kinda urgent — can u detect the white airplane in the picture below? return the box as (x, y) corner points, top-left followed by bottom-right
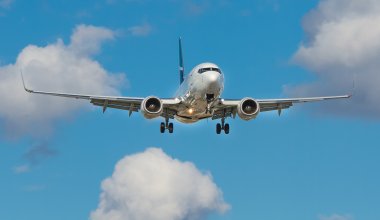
(21, 38), (351, 134)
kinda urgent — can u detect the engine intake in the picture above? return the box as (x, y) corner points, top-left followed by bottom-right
(141, 96), (163, 119)
(237, 97), (260, 121)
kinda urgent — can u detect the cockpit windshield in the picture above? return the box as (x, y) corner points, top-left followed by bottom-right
(198, 67), (221, 74)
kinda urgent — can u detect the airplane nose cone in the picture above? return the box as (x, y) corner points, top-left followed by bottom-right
(207, 71), (220, 83)
(203, 71), (222, 93)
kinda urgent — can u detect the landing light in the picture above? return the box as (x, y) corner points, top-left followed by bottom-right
(188, 108), (194, 114)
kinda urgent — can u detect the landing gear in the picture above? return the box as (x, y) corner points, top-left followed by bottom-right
(216, 118), (230, 134)
(160, 118), (174, 134)
(216, 123), (222, 134)
(224, 123), (230, 134)
(160, 122), (165, 133)
(168, 123), (174, 133)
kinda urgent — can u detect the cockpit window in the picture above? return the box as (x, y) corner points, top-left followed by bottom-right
(198, 67), (221, 74)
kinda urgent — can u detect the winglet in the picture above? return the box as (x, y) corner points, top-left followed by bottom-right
(179, 37), (184, 84)
(20, 70), (33, 93)
(349, 74), (356, 98)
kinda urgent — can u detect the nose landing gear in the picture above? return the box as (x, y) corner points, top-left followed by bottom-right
(206, 93), (215, 102)
(216, 118), (230, 134)
(160, 118), (174, 134)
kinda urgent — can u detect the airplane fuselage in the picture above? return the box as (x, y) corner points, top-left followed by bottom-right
(175, 62), (224, 123)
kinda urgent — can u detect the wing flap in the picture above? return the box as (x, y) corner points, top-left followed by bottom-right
(259, 102), (292, 112)
(211, 107), (236, 120)
(91, 99), (141, 112)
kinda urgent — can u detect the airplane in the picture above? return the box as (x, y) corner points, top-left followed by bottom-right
(21, 38), (351, 134)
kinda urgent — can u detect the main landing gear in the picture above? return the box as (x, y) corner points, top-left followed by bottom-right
(216, 118), (230, 134)
(160, 118), (174, 134)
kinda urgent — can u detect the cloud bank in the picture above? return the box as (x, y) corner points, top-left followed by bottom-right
(0, 0), (13, 9)
(12, 142), (58, 174)
(13, 164), (30, 174)
(127, 23), (152, 36)
(23, 142), (57, 165)
(319, 214), (353, 220)
(287, 0), (380, 118)
(0, 24), (124, 137)
(90, 148), (229, 220)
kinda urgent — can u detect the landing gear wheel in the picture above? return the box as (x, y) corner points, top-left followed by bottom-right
(216, 123), (222, 134)
(160, 122), (165, 133)
(168, 123), (174, 133)
(224, 123), (230, 134)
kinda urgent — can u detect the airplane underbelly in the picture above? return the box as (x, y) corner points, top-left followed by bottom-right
(176, 106), (206, 118)
(174, 116), (199, 124)
(175, 99), (211, 123)
(174, 113), (211, 123)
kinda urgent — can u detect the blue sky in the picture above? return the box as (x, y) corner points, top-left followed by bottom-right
(1, 0), (379, 220)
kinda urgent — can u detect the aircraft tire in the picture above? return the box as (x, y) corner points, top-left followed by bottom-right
(216, 123), (222, 134)
(168, 123), (174, 133)
(224, 123), (230, 134)
(160, 122), (165, 133)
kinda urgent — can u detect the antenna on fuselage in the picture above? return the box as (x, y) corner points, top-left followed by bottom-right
(179, 37), (185, 84)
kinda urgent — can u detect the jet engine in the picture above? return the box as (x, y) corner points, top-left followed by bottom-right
(237, 97), (260, 121)
(141, 96), (163, 119)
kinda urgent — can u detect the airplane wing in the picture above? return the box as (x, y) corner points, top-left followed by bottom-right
(21, 74), (180, 118)
(212, 95), (351, 120)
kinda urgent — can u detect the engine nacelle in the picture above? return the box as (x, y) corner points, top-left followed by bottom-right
(237, 97), (260, 121)
(141, 96), (163, 119)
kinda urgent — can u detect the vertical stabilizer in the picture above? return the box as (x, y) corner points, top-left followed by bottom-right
(179, 37), (184, 84)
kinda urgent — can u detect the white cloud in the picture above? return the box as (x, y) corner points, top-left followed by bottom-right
(106, 0), (144, 4)
(0, 24), (124, 138)
(69, 24), (115, 56)
(23, 184), (46, 192)
(12, 143), (57, 174)
(0, 0), (14, 9)
(186, 1), (208, 16)
(287, 0), (380, 118)
(24, 143), (57, 165)
(127, 23), (152, 37)
(13, 164), (30, 174)
(319, 214), (353, 220)
(90, 148), (230, 220)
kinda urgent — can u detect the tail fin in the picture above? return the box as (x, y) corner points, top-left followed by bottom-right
(179, 37), (184, 84)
